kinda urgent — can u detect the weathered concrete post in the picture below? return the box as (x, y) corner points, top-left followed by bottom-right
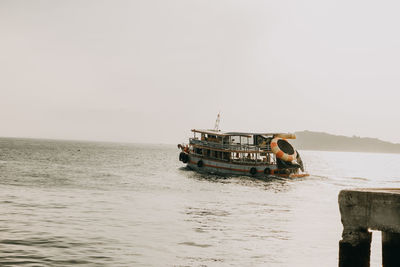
(339, 229), (371, 267)
(339, 189), (372, 267)
(338, 188), (400, 267)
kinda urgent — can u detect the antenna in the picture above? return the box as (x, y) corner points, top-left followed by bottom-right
(214, 112), (221, 131)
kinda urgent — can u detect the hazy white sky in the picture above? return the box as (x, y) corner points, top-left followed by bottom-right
(1, 0), (400, 144)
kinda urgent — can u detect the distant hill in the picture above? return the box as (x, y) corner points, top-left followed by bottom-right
(291, 131), (400, 153)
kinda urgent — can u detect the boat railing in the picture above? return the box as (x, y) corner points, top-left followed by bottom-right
(189, 138), (271, 152)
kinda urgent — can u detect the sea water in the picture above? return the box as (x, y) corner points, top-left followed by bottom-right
(0, 137), (399, 266)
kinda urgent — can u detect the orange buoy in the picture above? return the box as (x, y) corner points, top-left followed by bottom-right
(270, 137), (297, 162)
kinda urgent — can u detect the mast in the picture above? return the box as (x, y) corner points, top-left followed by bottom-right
(214, 112), (221, 131)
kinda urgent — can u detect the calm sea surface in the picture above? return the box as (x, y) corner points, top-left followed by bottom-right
(1, 138), (399, 266)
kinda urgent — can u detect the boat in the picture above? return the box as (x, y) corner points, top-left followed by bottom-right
(177, 119), (309, 178)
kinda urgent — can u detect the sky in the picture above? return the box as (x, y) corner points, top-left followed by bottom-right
(1, 0), (400, 144)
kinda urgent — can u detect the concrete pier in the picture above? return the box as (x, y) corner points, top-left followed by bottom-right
(339, 188), (400, 267)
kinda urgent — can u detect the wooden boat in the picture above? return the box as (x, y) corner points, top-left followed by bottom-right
(178, 128), (309, 178)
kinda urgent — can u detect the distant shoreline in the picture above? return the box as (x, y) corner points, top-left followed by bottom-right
(292, 131), (400, 154)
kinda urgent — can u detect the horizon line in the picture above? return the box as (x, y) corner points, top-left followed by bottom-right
(1, 130), (399, 146)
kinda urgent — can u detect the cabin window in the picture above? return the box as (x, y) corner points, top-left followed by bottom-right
(223, 152), (230, 160)
(205, 135), (221, 143)
(231, 136), (241, 144)
(247, 136), (254, 145)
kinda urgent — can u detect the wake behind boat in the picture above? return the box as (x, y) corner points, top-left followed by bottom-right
(178, 128), (309, 178)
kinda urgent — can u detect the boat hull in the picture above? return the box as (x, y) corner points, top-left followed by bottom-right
(185, 154), (306, 178)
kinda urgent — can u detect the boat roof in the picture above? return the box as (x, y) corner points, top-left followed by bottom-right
(191, 129), (293, 137)
(191, 129), (232, 136)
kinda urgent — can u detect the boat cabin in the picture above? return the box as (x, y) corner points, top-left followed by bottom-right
(189, 129), (296, 165)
